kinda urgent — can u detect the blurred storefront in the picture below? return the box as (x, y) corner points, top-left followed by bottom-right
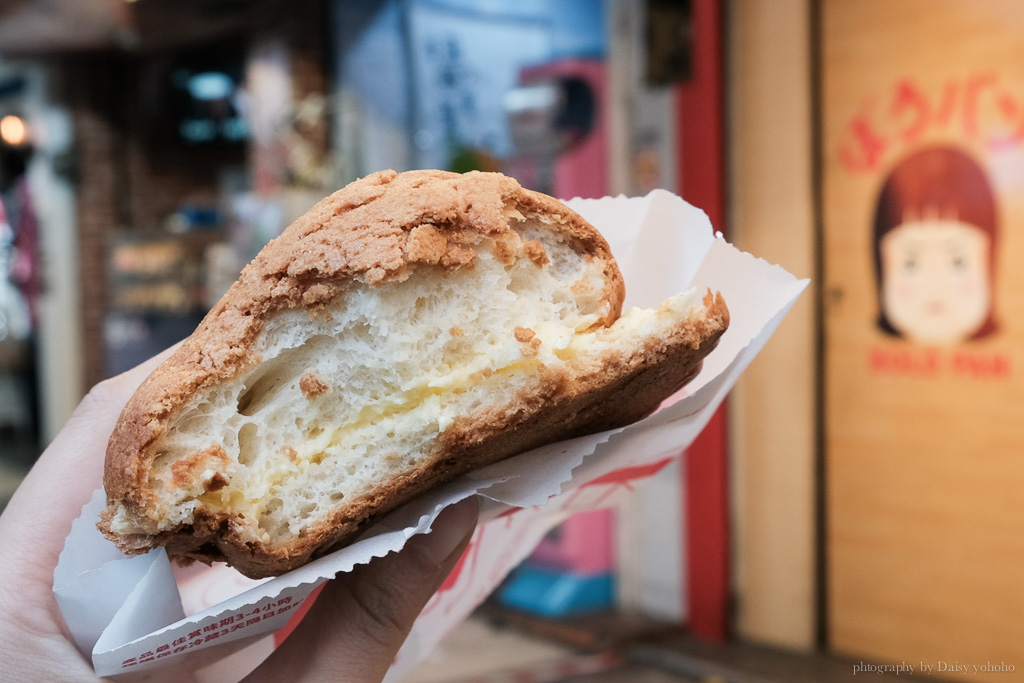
(0, 0), (724, 663)
(5, 0), (1024, 681)
(328, 0), (729, 644)
(0, 57), (81, 488)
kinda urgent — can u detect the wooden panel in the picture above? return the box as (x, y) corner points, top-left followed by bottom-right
(824, 1), (1024, 675)
(727, 0), (817, 651)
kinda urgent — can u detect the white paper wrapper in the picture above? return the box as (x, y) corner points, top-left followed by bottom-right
(53, 190), (808, 681)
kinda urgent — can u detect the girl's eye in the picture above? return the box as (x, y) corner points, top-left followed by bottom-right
(904, 257), (917, 271)
(951, 255), (965, 270)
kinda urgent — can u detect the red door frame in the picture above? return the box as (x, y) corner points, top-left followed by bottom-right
(677, 0), (730, 643)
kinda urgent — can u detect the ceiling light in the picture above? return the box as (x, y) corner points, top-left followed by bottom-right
(0, 115), (27, 146)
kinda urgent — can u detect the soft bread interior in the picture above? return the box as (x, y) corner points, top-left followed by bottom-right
(106, 217), (709, 554)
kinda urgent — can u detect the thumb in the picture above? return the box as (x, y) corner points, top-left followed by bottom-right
(245, 497), (479, 683)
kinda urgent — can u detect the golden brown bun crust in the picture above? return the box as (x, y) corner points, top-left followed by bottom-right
(101, 170), (623, 563)
(100, 170), (729, 579)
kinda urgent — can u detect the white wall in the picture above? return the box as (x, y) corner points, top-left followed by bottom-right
(19, 62), (84, 442)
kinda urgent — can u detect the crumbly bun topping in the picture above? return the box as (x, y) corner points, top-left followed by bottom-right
(99, 170), (726, 578)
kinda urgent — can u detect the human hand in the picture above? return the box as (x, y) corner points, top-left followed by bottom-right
(0, 351), (479, 682)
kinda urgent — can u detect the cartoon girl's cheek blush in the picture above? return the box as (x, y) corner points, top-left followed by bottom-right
(942, 226), (991, 339)
(872, 147), (998, 342)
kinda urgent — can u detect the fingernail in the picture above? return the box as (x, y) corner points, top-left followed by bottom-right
(415, 497), (479, 566)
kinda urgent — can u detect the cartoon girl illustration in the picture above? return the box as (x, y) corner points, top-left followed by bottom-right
(873, 146), (998, 345)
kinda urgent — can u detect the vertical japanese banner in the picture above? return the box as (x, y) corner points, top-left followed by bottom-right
(824, 1), (1024, 677)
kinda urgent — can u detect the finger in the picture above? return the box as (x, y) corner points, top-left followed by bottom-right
(0, 345), (179, 568)
(246, 497), (480, 683)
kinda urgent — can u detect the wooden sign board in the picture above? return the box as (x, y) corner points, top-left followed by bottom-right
(824, 0), (1024, 676)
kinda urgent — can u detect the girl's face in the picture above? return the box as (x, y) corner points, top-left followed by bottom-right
(880, 218), (991, 345)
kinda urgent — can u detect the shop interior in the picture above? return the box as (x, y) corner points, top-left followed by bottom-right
(1, 0), (1022, 681)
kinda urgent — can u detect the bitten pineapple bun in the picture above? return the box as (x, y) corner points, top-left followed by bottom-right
(98, 169), (729, 579)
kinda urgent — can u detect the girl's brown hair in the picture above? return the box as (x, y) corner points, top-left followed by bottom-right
(873, 145), (998, 339)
